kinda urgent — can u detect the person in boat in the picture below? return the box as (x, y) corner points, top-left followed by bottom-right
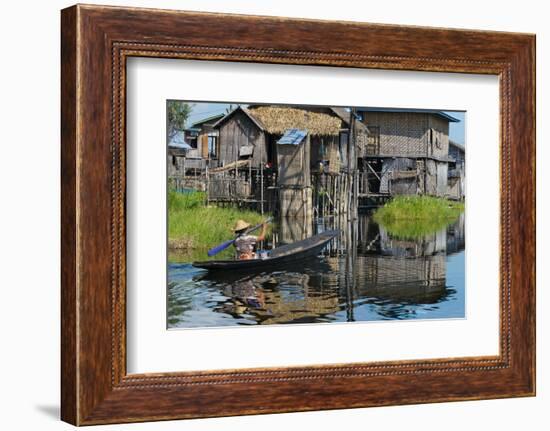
(233, 219), (267, 260)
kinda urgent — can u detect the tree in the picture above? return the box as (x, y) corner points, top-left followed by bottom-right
(167, 101), (193, 140)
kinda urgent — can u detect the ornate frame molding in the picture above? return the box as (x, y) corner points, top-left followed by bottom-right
(61, 5), (534, 425)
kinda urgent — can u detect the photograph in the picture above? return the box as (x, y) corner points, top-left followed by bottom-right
(49, 1), (536, 426)
(166, 101), (466, 328)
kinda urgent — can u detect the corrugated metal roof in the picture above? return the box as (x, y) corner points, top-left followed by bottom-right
(277, 128), (308, 145)
(449, 140), (465, 152)
(168, 131), (192, 149)
(191, 113), (225, 128)
(357, 107), (461, 123)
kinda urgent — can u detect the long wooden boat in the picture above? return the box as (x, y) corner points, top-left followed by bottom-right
(192, 230), (339, 271)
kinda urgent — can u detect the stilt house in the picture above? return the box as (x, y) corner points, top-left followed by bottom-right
(356, 108), (460, 197)
(212, 105), (369, 174)
(447, 140), (466, 200)
(168, 113), (224, 177)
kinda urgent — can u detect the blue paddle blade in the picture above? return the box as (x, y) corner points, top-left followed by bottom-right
(207, 239), (234, 257)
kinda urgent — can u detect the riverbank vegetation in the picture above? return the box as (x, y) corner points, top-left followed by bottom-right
(168, 190), (271, 261)
(373, 195), (464, 239)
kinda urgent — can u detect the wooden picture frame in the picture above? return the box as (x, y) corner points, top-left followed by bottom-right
(61, 4), (535, 425)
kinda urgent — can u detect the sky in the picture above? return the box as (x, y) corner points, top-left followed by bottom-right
(183, 102), (465, 146)
(444, 111), (466, 145)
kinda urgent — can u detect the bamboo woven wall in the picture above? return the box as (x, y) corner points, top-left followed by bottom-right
(363, 112), (450, 158)
(278, 187), (313, 218)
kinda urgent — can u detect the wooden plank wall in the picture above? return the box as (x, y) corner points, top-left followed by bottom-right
(218, 111), (266, 166)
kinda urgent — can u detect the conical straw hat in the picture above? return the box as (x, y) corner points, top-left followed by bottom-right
(233, 219), (251, 232)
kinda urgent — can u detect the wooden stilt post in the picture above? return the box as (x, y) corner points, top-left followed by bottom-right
(348, 108), (358, 220)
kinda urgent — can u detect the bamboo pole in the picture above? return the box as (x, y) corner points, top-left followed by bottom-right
(260, 138), (264, 215)
(248, 158), (252, 193)
(206, 161), (209, 206)
(347, 111), (352, 216)
(334, 175), (338, 218)
(324, 175), (327, 218)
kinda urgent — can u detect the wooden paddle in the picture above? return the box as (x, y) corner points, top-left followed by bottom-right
(207, 217), (272, 257)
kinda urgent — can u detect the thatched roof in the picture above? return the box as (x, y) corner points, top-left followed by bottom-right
(212, 105), (370, 137)
(248, 106), (342, 136)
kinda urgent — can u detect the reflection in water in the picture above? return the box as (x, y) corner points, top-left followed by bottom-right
(168, 214), (465, 328)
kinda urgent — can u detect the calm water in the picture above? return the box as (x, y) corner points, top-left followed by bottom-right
(167, 214), (465, 328)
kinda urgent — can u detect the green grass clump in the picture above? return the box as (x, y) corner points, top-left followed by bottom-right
(373, 195), (464, 239)
(168, 190), (271, 262)
(168, 189), (206, 212)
